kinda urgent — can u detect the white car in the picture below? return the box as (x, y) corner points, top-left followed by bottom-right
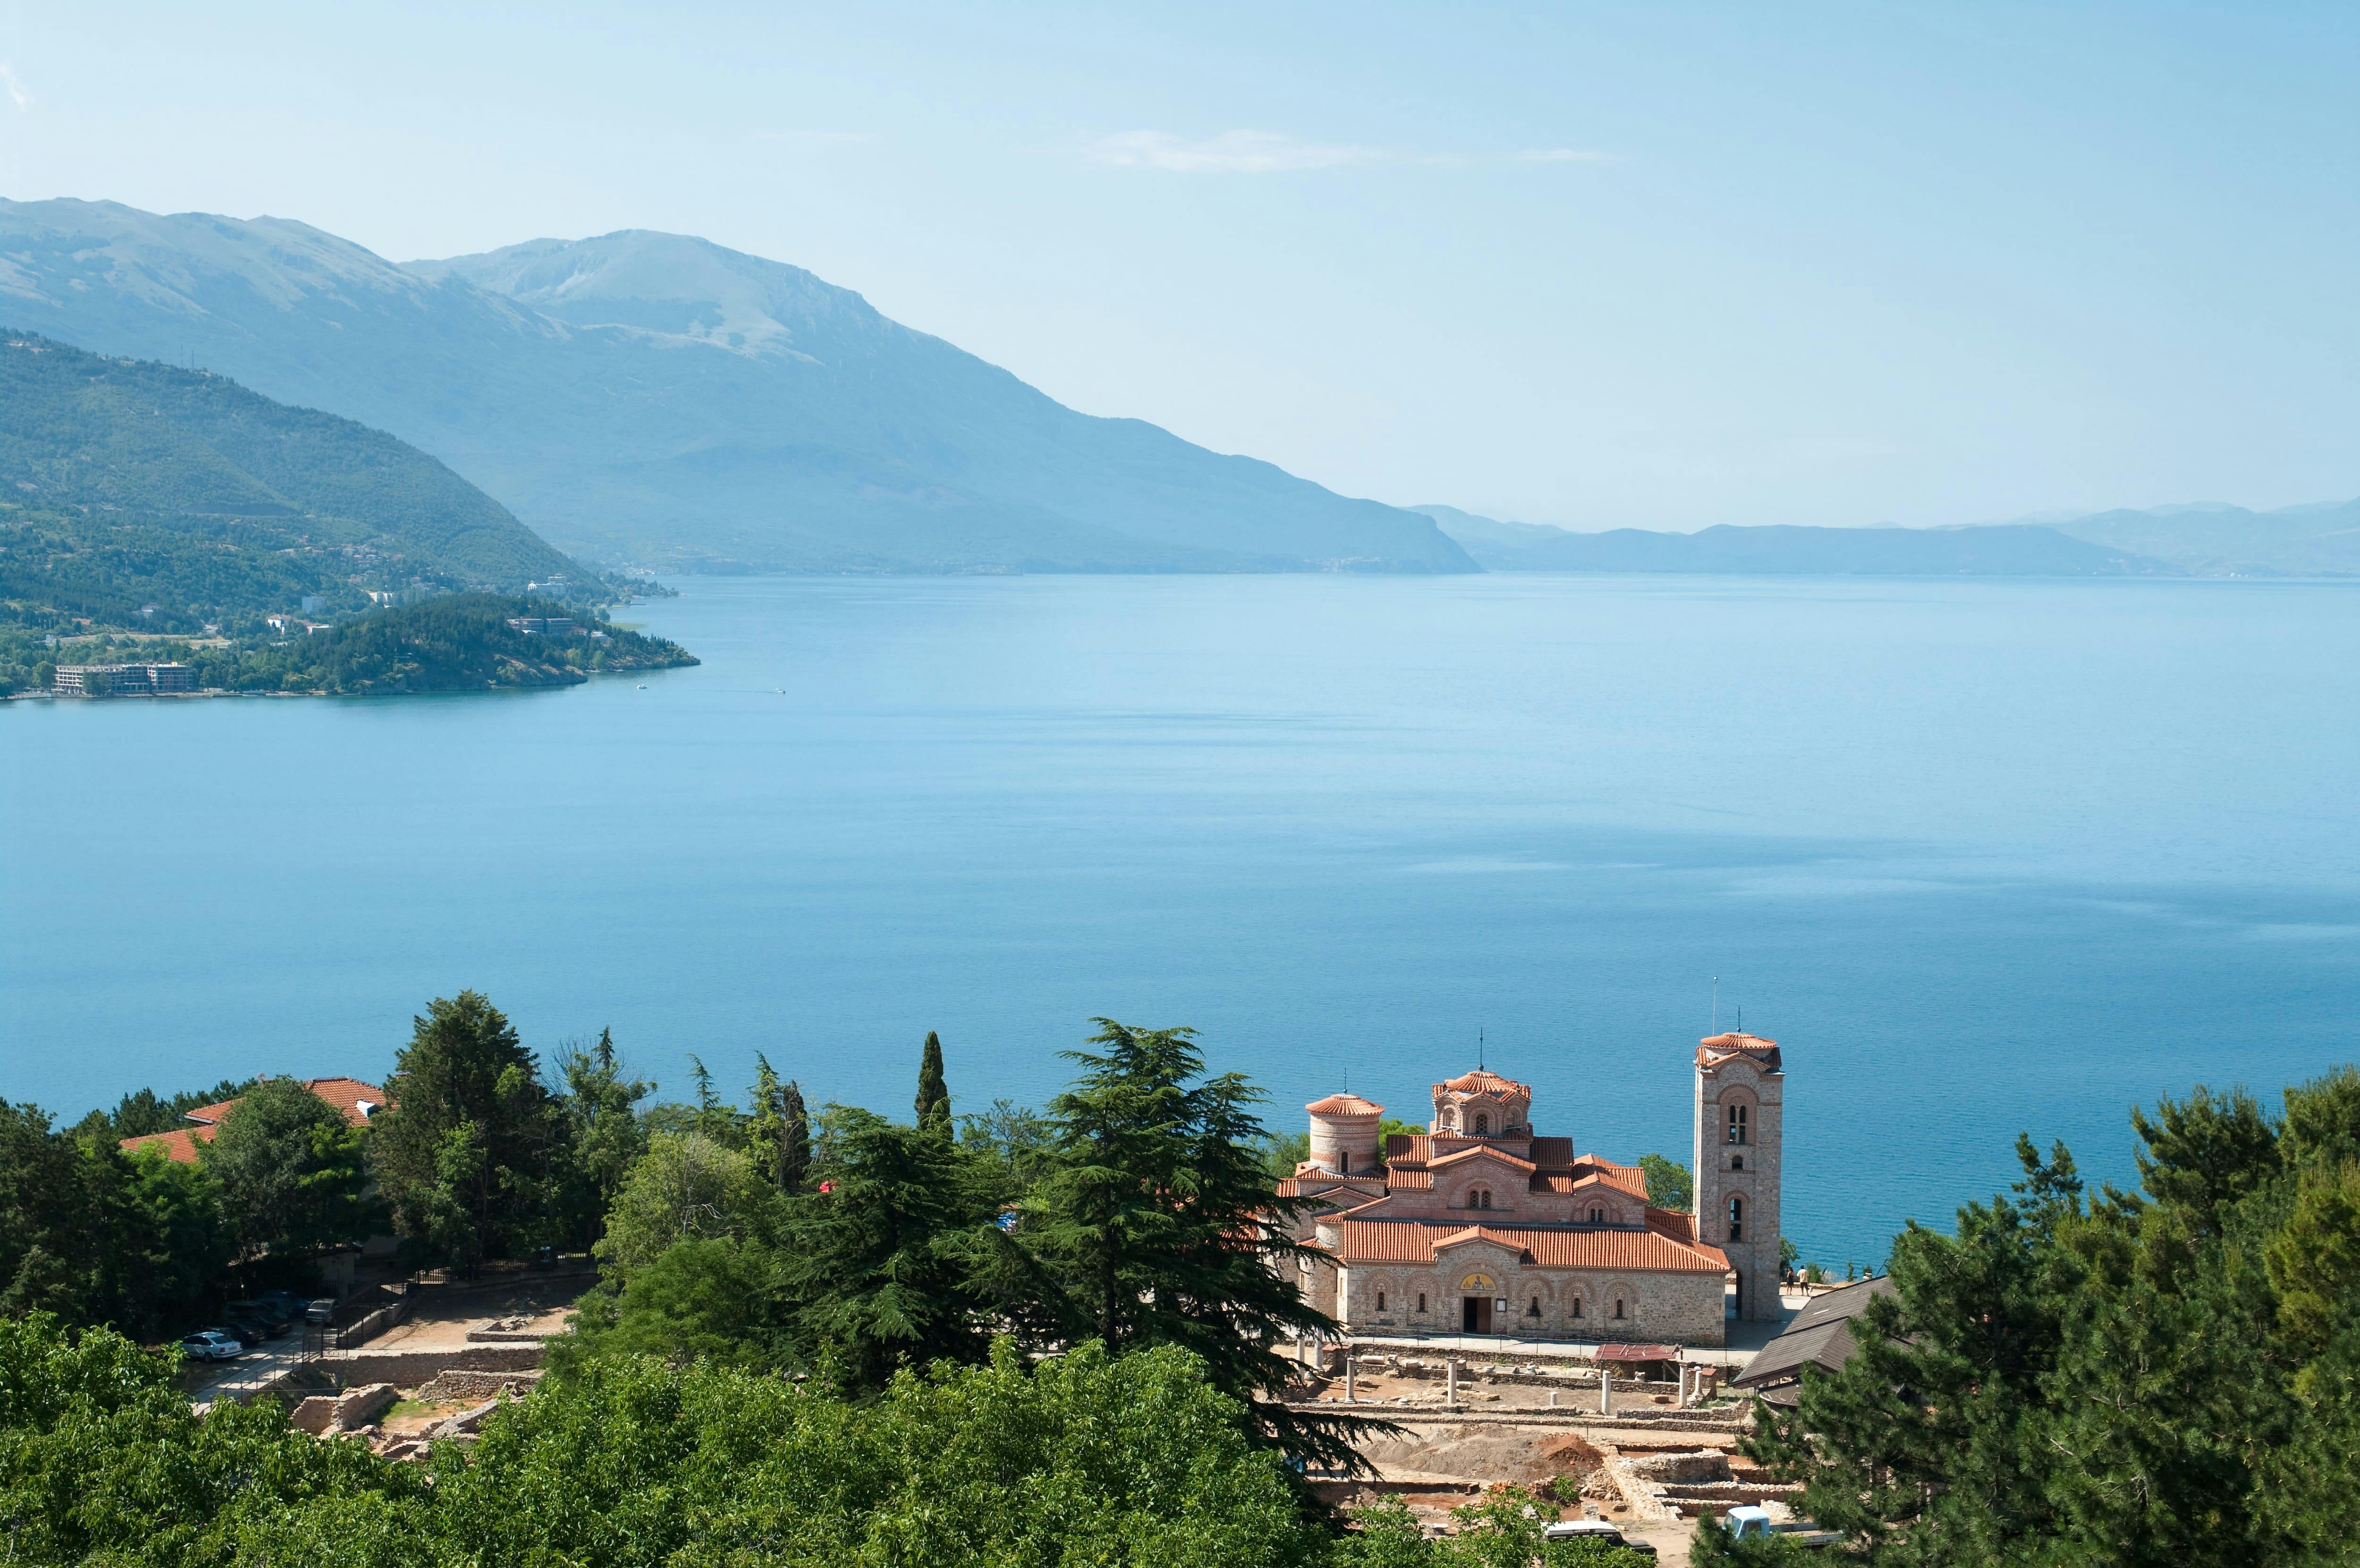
(178, 1330), (245, 1361)
(1542, 1519), (1656, 1558)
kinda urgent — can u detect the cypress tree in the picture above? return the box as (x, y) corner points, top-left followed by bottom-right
(780, 1079), (811, 1190)
(915, 1031), (952, 1132)
(747, 1054), (786, 1188)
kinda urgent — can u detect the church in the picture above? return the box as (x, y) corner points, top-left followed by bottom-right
(1276, 1032), (1786, 1348)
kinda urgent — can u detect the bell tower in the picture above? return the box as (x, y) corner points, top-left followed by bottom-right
(1693, 1031), (1784, 1323)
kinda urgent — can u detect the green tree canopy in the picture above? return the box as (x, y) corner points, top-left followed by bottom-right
(554, 1029), (652, 1249)
(368, 992), (560, 1275)
(1638, 1153), (1693, 1214)
(592, 1131), (781, 1279)
(1742, 1065), (2360, 1567)
(201, 1077), (375, 1256)
(1026, 1019), (1355, 1466)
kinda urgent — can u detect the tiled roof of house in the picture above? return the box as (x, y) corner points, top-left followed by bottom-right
(301, 1077), (388, 1125)
(1305, 1092), (1384, 1117)
(1385, 1133), (1433, 1163)
(118, 1077), (387, 1164)
(1336, 1215), (1730, 1273)
(120, 1126), (211, 1164)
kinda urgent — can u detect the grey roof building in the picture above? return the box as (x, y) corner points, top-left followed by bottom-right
(1730, 1275), (1897, 1407)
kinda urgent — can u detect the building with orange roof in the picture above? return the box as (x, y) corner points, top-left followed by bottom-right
(118, 1077), (388, 1164)
(1276, 1036), (1787, 1346)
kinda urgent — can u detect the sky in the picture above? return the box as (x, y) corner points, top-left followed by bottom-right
(0, 1), (2352, 530)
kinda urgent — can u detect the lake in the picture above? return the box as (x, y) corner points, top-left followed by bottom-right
(6, 573), (2358, 1271)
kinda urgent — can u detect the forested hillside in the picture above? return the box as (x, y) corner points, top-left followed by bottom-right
(0, 329), (584, 602)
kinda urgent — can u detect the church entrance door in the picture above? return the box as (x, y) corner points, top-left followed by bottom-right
(1461, 1296), (1493, 1334)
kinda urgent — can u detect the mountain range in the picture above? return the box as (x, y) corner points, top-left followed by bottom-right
(0, 199), (1474, 576)
(1416, 500), (2360, 578)
(6, 198), (2348, 583)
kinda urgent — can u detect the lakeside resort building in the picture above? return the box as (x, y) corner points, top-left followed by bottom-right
(1277, 1032), (1786, 1347)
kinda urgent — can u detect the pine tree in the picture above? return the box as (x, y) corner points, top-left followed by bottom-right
(1026, 1019), (1365, 1467)
(915, 1031), (952, 1133)
(370, 991), (560, 1276)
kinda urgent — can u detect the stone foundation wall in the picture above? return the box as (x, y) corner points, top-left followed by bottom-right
(317, 1345), (543, 1390)
(417, 1367), (545, 1401)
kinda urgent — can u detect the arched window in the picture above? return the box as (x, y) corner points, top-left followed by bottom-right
(1731, 1154), (1744, 1171)
(1416, 1293), (1427, 1313)
(1728, 1195), (1745, 1243)
(1527, 1297), (1542, 1318)
(1475, 1113), (1490, 1135)
(1570, 1297), (1583, 1319)
(1588, 1206), (1604, 1225)
(1727, 1104), (1749, 1146)
(1614, 1297), (1627, 1320)
(1469, 1188), (1491, 1211)
(1376, 1291), (1386, 1311)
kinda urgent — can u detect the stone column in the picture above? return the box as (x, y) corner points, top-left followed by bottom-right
(1600, 1366), (1613, 1416)
(1345, 1357), (1357, 1403)
(1446, 1358), (1458, 1406)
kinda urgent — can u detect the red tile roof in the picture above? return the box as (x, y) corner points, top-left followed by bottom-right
(1336, 1215), (1729, 1273)
(1697, 1032), (1782, 1070)
(121, 1126), (211, 1164)
(1429, 1144), (1537, 1174)
(1306, 1092), (1384, 1116)
(117, 1077), (386, 1164)
(1435, 1069), (1531, 1096)
(301, 1078), (388, 1126)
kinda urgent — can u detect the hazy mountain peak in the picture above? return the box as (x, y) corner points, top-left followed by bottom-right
(0, 198), (1476, 575)
(0, 197), (434, 317)
(406, 230), (889, 360)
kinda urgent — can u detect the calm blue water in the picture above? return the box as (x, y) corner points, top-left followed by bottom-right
(7, 573), (2359, 1270)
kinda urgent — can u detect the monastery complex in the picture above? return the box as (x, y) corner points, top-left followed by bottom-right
(1279, 1032), (1785, 1348)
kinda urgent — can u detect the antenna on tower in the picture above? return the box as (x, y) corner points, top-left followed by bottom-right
(1735, 1003), (1743, 1036)
(1478, 1027), (1485, 1071)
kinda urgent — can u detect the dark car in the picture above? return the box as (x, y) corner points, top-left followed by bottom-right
(226, 1298), (295, 1332)
(219, 1309), (282, 1343)
(209, 1321), (269, 1349)
(304, 1297), (338, 1324)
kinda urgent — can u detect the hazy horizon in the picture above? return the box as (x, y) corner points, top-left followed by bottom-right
(3, 2), (2353, 533)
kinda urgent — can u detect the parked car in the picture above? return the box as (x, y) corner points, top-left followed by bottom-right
(214, 1315), (274, 1347)
(304, 1297), (338, 1324)
(178, 1330), (245, 1362)
(225, 1299), (294, 1333)
(1542, 1520), (1657, 1558)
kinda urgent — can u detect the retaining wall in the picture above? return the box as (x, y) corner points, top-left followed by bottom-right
(317, 1344), (543, 1389)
